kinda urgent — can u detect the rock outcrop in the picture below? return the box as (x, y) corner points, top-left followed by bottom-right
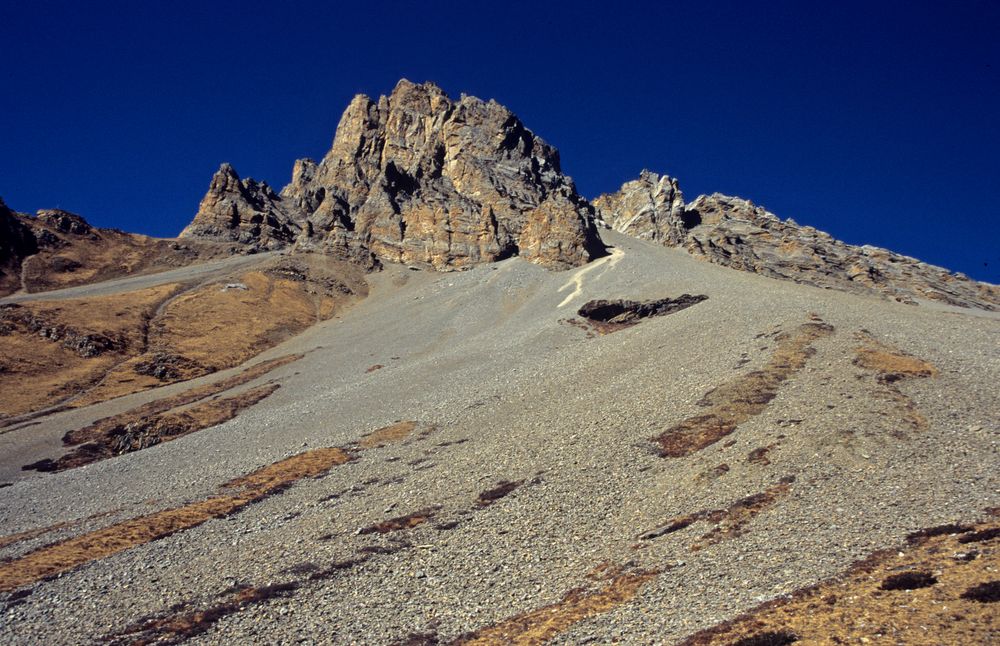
(596, 178), (1000, 310)
(592, 170), (690, 245)
(179, 163), (301, 252)
(0, 198), (39, 296)
(182, 80), (605, 270)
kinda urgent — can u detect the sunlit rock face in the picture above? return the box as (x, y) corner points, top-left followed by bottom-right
(184, 79), (605, 270)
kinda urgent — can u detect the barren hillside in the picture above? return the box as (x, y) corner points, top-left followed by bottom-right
(1, 82), (997, 645)
(1, 229), (996, 644)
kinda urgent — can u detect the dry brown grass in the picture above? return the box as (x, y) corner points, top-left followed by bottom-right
(358, 420), (418, 449)
(3, 254), (364, 418)
(854, 332), (938, 380)
(693, 480), (793, 549)
(359, 508), (440, 535)
(476, 480), (523, 507)
(854, 331), (937, 434)
(16, 217), (226, 296)
(0, 447), (352, 592)
(222, 447), (352, 492)
(77, 259), (363, 407)
(63, 354), (301, 447)
(151, 272), (318, 371)
(24, 384), (281, 473)
(654, 321), (834, 457)
(111, 581), (303, 646)
(0, 284), (183, 418)
(639, 479), (793, 548)
(455, 570), (659, 645)
(679, 517), (1000, 645)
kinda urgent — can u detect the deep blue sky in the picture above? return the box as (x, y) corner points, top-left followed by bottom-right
(2, 1), (998, 282)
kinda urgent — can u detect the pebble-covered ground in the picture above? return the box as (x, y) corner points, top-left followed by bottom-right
(1, 231), (997, 644)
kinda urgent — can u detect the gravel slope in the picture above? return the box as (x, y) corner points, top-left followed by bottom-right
(1, 230), (997, 644)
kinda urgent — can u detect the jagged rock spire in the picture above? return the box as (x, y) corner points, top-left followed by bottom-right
(182, 80), (605, 269)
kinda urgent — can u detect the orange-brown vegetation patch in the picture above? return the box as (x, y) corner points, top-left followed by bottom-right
(654, 321), (834, 457)
(149, 271), (318, 372)
(0, 447), (352, 592)
(359, 420), (419, 449)
(679, 517), (1000, 646)
(639, 479), (793, 549)
(0, 509), (118, 552)
(78, 262), (357, 406)
(359, 507), (440, 535)
(64, 353), (301, 448)
(110, 581), (304, 646)
(748, 444), (777, 466)
(109, 554), (370, 646)
(853, 331), (937, 434)
(854, 331), (937, 381)
(2, 255), (364, 417)
(0, 283), (183, 418)
(222, 447), (352, 492)
(107, 441), (535, 644)
(24, 384), (280, 473)
(454, 569), (659, 645)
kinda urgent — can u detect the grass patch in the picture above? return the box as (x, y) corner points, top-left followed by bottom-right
(359, 420), (419, 449)
(24, 384), (280, 473)
(853, 332), (936, 434)
(640, 479), (793, 549)
(359, 507), (440, 535)
(0, 447), (351, 592)
(677, 517), (1000, 645)
(454, 570), (659, 645)
(476, 480), (523, 507)
(654, 320), (833, 457)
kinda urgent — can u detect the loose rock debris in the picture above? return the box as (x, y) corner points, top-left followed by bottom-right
(654, 319), (834, 457)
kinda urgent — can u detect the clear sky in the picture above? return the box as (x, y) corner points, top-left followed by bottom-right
(2, 1), (998, 283)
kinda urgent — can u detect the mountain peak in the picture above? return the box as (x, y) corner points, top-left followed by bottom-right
(183, 80), (605, 269)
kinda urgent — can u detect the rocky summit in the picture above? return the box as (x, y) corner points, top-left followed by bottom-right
(1, 80), (999, 646)
(181, 79), (605, 270)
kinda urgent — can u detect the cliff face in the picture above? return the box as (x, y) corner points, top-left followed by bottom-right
(182, 80), (605, 270)
(595, 176), (1000, 310)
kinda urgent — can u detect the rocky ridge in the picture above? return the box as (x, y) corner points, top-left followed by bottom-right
(181, 79), (605, 270)
(0, 200), (226, 298)
(594, 171), (999, 310)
